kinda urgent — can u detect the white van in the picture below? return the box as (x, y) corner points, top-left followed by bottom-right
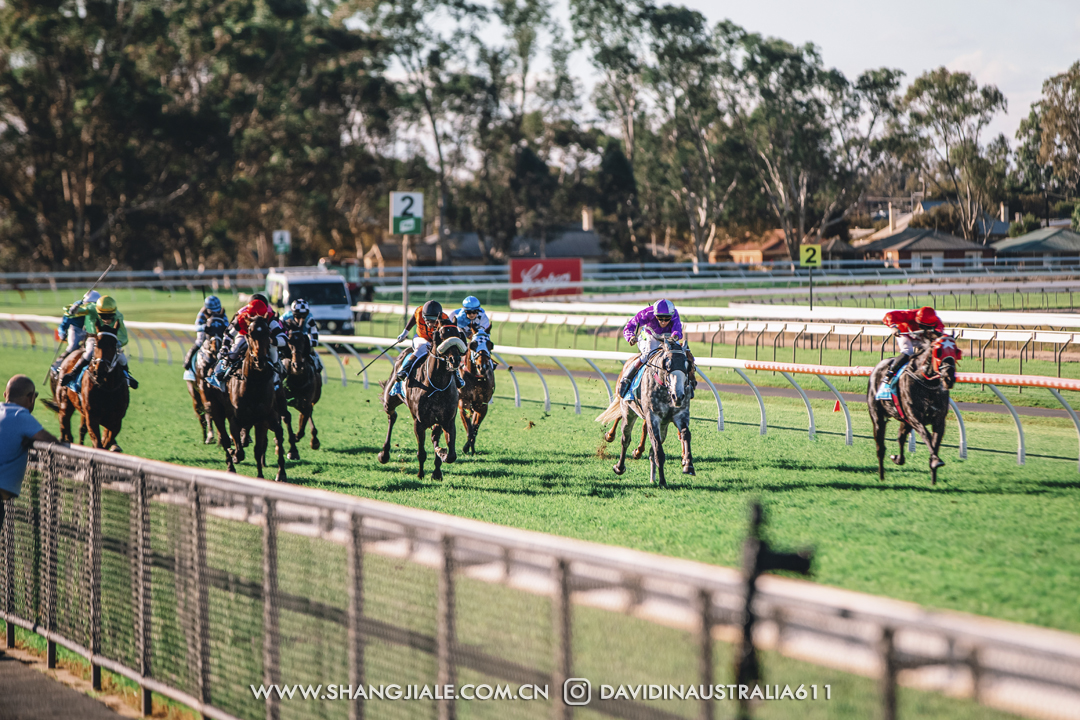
(265, 268), (354, 335)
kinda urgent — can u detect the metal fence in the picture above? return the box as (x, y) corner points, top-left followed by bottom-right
(3, 443), (1080, 720)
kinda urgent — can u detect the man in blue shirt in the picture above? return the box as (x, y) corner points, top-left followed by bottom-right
(1, 375), (58, 529)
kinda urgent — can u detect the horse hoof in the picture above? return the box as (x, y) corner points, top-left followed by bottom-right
(377, 450), (390, 464)
(432, 470), (443, 481)
(287, 450), (300, 461)
(445, 453), (457, 464)
(204, 436), (215, 445)
(631, 449), (643, 460)
(436, 448), (449, 461)
(890, 454), (904, 466)
(275, 472), (287, 483)
(683, 465), (695, 476)
(110, 444), (122, 453)
(310, 438), (320, 450)
(930, 458), (945, 469)
(612, 464), (625, 476)
(659, 480), (668, 488)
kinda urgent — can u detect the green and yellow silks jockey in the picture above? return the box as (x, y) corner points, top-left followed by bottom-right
(59, 296), (138, 389)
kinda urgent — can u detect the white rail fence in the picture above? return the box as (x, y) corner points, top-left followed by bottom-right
(4, 444), (1080, 720)
(5, 314), (1080, 471)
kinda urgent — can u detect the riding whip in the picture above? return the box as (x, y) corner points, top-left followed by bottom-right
(47, 260), (118, 378)
(356, 338), (404, 375)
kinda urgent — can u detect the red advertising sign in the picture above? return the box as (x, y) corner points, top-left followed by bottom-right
(509, 258), (583, 300)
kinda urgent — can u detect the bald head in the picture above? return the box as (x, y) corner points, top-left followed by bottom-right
(5, 375), (36, 408)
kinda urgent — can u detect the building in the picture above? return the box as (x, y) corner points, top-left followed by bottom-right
(729, 230), (789, 265)
(855, 228), (993, 268)
(362, 240), (438, 275)
(991, 227), (1080, 264)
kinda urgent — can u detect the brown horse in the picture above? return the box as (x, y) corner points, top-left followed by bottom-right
(52, 331), (130, 451)
(281, 331), (322, 460)
(186, 330), (227, 444)
(378, 325), (467, 480)
(223, 317), (288, 481)
(868, 334), (960, 485)
(458, 330), (495, 455)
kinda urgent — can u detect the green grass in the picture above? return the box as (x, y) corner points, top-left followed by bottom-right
(4, 344), (1079, 638)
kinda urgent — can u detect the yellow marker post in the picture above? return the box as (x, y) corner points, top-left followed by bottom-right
(800, 244), (822, 310)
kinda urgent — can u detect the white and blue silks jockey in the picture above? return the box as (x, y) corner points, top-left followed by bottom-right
(184, 295), (229, 371)
(448, 296), (492, 344)
(281, 298), (324, 372)
(618, 299), (696, 398)
(51, 290), (100, 377)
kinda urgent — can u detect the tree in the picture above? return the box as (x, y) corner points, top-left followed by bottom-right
(1035, 62), (1080, 191)
(901, 68), (1007, 242)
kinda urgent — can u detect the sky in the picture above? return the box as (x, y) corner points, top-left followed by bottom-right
(679, 0), (1080, 144)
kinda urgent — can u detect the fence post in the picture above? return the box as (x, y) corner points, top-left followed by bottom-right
(263, 498), (281, 720)
(132, 471), (153, 715)
(191, 486), (212, 716)
(552, 558), (572, 720)
(437, 535), (456, 720)
(347, 514), (365, 720)
(879, 627), (898, 720)
(734, 368), (767, 435)
(986, 384), (1025, 465)
(948, 399), (968, 461)
(780, 372), (815, 439)
(492, 352), (520, 407)
(519, 356), (550, 413)
(3, 474), (12, 648)
(697, 588), (714, 720)
(551, 358), (580, 414)
(88, 459), (102, 690)
(43, 456), (60, 669)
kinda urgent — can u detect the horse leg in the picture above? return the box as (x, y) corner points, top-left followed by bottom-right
(442, 419), (457, 465)
(911, 418), (944, 484)
(86, 418), (104, 449)
(378, 409), (397, 464)
(604, 416), (621, 444)
(459, 405), (475, 455)
(253, 425), (268, 479)
(282, 404), (300, 461)
(272, 418), (288, 483)
(648, 416), (667, 487)
(678, 416), (694, 475)
(631, 424), (648, 460)
(59, 398), (74, 443)
(431, 427), (444, 481)
(305, 405), (319, 450)
(871, 409), (888, 481)
(470, 405), (488, 454)
(891, 424), (910, 466)
(413, 420), (427, 480)
(612, 408), (634, 476)
(228, 417), (246, 464)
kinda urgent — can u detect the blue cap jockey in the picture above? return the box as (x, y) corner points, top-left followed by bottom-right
(449, 296), (493, 338)
(184, 295), (229, 372)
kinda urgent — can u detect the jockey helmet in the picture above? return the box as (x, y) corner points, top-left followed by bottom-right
(462, 296), (481, 312)
(96, 296), (118, 315)
(83, 290), (101, 304)
(915, 306), (939, 328)
(250, 292), (269, 305)
(652, 298), (675, 320)
(247, 299), (269, 317)
(204, 295), (222, 313)
(291, 299), (310, 316)
(421, 300), (443, 323)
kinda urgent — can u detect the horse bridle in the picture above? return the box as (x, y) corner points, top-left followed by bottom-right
(89, 331), (120, 379)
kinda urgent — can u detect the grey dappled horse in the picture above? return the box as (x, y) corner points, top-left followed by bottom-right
(597, 332), (694, 487)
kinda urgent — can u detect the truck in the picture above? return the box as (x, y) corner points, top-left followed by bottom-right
(265, 268), (355, 335)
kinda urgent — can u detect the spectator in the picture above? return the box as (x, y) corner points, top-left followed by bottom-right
(1, 375), (58, 529)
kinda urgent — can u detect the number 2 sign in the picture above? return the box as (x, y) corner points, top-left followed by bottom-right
(800, 244), (822, 268)
(390, 192), (424, 235)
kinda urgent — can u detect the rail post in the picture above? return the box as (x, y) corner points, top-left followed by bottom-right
(519, 356), (550, 412)
(695, 369), (724, 432)
(492, 352), (520, 407)
(948, 399), (968, 460)
(781, 372), (815, 439)
(88, 459), (102, 690)
(437, 535), (457, 720)
(817, 374), (851, 445)
(697, 588), (714, 720)
(263, 498), (281, 720)
(734, 368), (767, 435)
(583, 358), (613, 405)
(552, 558), (573, 720)
(1048, 388), (1080, 473)
(323, 342), (349, 388)
(551, 357), (580, 414)
(342, 344), (368, 389)
(132, 471), (153, 715)
(987, 384), (1025, 465)
(347, 513), (365, 720)
(191, 485), (211, 715)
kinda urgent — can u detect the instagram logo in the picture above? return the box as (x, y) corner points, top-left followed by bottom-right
(563, 678), (591, 706)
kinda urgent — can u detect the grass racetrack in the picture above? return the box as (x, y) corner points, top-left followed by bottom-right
(4, 341), (1079, 641)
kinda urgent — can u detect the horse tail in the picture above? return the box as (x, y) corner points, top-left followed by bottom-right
(595, 397), (623, 424)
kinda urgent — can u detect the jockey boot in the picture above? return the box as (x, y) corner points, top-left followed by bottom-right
(60, 356), (89, 388)
(456, 370), (465, 389)
(876, 355), (906, 398)
(396, 351), (414, 382)
(618, 357), (643, 398)
(124, 368), (139, 390)
(183, 345), (198, 371)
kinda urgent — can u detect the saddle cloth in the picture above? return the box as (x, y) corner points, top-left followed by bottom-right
(64, 365), (89, 391)
(621, 363), (648, 401)
(875, 357), (911, 400)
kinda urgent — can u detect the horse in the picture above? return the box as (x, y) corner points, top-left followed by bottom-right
(378, 324), (468, 480)
(458, 330), (495, 455)
(868, 333), (960, 485)
(281, 331), (323, 460)
(596, 332), (694, 487)
(52, 331), (130, 451)
(186, 326), (227, 444)
(222, 316), (288, 481)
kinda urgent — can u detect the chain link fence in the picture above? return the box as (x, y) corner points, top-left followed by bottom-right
(3, 443), (1080, 720)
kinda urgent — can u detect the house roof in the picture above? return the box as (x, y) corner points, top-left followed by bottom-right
(730, 230), (787, 255)
(511, 229), (604, 258)
(991, 227), (1080, 254)
(821, 237), (860, 257)
(363, 242), (437, 262)
(856, 228), (988, 255)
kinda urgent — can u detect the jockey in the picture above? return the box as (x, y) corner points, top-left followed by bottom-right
(875, 306), (945, 399)
(61, 296), (138, 389)
(618, 299), (691, 398)
(209, 294), (286, 389)
(448, 296), (492, 341)
(395, 300), (462, 387)
(183, 295), (229, 371)
(50, 290), (100, 378)
(281, 298), (323, 372)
